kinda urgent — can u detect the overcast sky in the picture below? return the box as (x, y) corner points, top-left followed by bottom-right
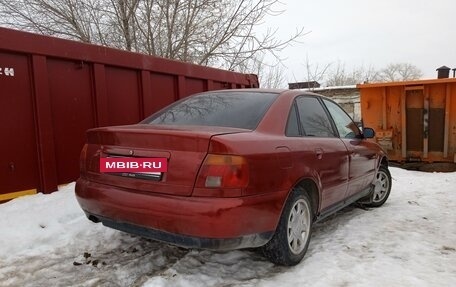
(262, 0), (456, 82)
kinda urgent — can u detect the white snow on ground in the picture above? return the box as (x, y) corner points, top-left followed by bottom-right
(0, 167), (455, 287)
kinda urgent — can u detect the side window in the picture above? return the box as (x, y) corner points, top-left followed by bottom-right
(323, 99), (360, 138)
(285, 103), (300, 137)
(296, 97), (335, 137)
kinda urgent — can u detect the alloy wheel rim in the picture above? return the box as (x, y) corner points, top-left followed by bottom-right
(372, 170), (390, 203)
(287, 198), (311, 255)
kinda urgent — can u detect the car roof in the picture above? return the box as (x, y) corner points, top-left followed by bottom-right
(205, 88), (326, 98)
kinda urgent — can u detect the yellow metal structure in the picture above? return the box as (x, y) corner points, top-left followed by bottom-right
(0, 189), (37, 201)
(358, 78), (456, 163)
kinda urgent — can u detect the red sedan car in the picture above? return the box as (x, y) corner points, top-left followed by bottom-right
(76, 89), (391, 266)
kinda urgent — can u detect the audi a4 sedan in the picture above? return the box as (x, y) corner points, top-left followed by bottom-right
(76, 89), (392, 266)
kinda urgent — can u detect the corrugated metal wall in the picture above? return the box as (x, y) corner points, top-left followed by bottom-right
(0, 28), (259, 199)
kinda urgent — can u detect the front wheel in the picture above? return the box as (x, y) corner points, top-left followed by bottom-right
(260, 189), (313, 266)
(366, 165), (392, 207)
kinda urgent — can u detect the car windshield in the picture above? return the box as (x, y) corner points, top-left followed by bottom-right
(143, 91), (278, 130)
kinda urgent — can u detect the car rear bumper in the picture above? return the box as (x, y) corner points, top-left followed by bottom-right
(75, 178), (288, 250)
(85, 212), (273, 250)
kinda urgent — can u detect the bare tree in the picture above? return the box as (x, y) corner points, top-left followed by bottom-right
(298, 59), (423, 87)
(302, 55), (331, 86)
(0, 0), (305, 71)
(326, 61), (379, 86)
(260, 62), (286, 88)
(377, 63), (423, 82)
(246, 54), (286, 88)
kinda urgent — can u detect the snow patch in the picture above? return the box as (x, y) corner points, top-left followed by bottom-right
(0, 168), (455, 286)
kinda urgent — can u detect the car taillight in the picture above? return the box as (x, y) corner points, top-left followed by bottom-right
(196, 154), (249, 188)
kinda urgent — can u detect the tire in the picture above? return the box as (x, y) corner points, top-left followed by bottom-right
(366, 165), (392, 207)
(260, 189), (313, 266)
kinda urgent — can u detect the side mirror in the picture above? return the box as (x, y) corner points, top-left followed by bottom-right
(363, 127), (375, 139)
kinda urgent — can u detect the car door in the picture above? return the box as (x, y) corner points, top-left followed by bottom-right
(289, 96), (350, 210)
(321, 98), (377, 198)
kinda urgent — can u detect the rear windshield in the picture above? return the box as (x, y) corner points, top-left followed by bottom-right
(143, 91), (278, 130)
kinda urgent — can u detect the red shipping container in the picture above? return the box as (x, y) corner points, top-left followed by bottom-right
(0, 27), (259, 200)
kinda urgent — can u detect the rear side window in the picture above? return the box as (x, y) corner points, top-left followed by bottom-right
(296, 97), (336, 137)
(285, 103), (300, 137)
(143, 92), (278, 130)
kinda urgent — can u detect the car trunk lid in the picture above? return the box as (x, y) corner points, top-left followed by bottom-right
(82, 124), (249, 196)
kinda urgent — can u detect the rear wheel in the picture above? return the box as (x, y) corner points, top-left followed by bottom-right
(366, 165), (392, 207)
(261, 189), (313, 266)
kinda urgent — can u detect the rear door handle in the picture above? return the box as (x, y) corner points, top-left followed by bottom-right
(315, 148), (323, 160)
